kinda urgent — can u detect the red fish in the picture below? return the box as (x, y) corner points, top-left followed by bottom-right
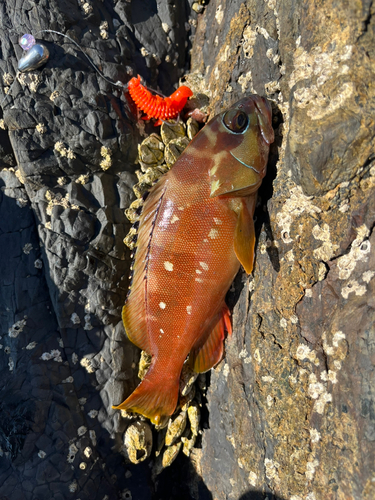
(113, 96), (274, 424)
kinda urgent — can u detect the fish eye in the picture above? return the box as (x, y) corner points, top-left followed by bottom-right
(223, 109), (249, 133)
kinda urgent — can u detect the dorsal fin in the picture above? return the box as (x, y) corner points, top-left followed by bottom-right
(122, 175), (168, 353)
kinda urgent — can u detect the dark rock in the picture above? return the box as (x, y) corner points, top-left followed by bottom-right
(4, 109), (37, 130)
(90, 173), (119, 207)
(67, 182), (99, 211)
(60, 208), (95, 243)
(36, 461), (61, 484)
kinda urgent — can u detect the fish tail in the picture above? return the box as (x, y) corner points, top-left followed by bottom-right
(112, 364), (179, 425)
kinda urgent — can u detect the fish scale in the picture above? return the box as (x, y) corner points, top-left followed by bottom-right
(113, 96), (274, 425)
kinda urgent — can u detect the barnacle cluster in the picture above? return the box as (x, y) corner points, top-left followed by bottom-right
(121, 350), (206, 473)
(17, 71), (41, 93)
(100, 146), (112, 171)
(121, 117), (206, 472)
(45, 190), (79, 217)
(54, 141), (76, 159)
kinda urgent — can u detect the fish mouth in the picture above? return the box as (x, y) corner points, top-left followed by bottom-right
(235, 94), (271, 113)
(254, 95), (272, 115)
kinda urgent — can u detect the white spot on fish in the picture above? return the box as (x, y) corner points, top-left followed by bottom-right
(160, 329), (164, 333)
(196, 269), (202, 274)
(210, 164), (219, 176)
(203, 238), (209, 243)
(213, 218), (223, 225)
(195, 278), (203, 283)
(164, 261), (174, 271)
(208, 228), (219, 239)
(159, 302), (166, 309)
(199, 261), (209, 271)
(159, 199), (174, 229)
(186, 306), (192, 314)
(170, 215), (180, 224)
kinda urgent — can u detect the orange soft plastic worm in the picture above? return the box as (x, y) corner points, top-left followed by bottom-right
(127, 75), (193, 125)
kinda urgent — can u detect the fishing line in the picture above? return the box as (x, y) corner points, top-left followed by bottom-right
(34, 29), (127, 89)
(0, 28), (129, 110)
(0, 29), (189, 126)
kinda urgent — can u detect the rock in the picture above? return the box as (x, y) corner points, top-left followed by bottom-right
(191, 1), (375, 500)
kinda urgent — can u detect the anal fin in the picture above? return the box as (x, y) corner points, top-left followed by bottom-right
(189, 306), (232, 373)
(234, 197), (256, 274)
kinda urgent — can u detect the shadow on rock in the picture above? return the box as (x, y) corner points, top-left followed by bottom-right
(0, 178), (150, 499)
(154, 451), (213, 500)
(239, 493), (286, 500)
(255, 101), (283, 275)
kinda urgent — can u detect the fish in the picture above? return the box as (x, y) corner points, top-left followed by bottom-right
(113, 96), (274, 425)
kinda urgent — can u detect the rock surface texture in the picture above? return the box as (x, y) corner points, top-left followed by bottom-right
(191, 1), (375, 500)
(0, 1), (374, 500)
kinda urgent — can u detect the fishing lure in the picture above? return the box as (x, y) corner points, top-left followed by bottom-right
(127, 75), (193, 126)
(113, 96), (274, 425)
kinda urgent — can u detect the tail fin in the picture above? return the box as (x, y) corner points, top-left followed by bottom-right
(112, 364), (179, 425)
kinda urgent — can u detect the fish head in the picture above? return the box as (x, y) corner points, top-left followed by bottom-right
(209, 95), (274, 198)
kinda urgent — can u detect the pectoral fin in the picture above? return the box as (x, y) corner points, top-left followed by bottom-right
(234, 199), (256, 274)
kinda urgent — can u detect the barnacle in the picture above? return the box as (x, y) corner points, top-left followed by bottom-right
(160, 120), (187, 143)
(187, 403), (200, 436)
(186, 117), (200, 140)
(138, 350), (152, 380)
(162, 441), (182, 467)
(180, 363), (199, 396)
(123, 227), (138, 250)
(153, 441), (182, 476)
(124, 198), (144, 224)
(164, 137), (190, 167)
(181, 433), (197, 456)
(165, 411), (187, 446)
(137, 133), (165, 171)
(123, 421), (153, 464)
(180, 384), (196, 411)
